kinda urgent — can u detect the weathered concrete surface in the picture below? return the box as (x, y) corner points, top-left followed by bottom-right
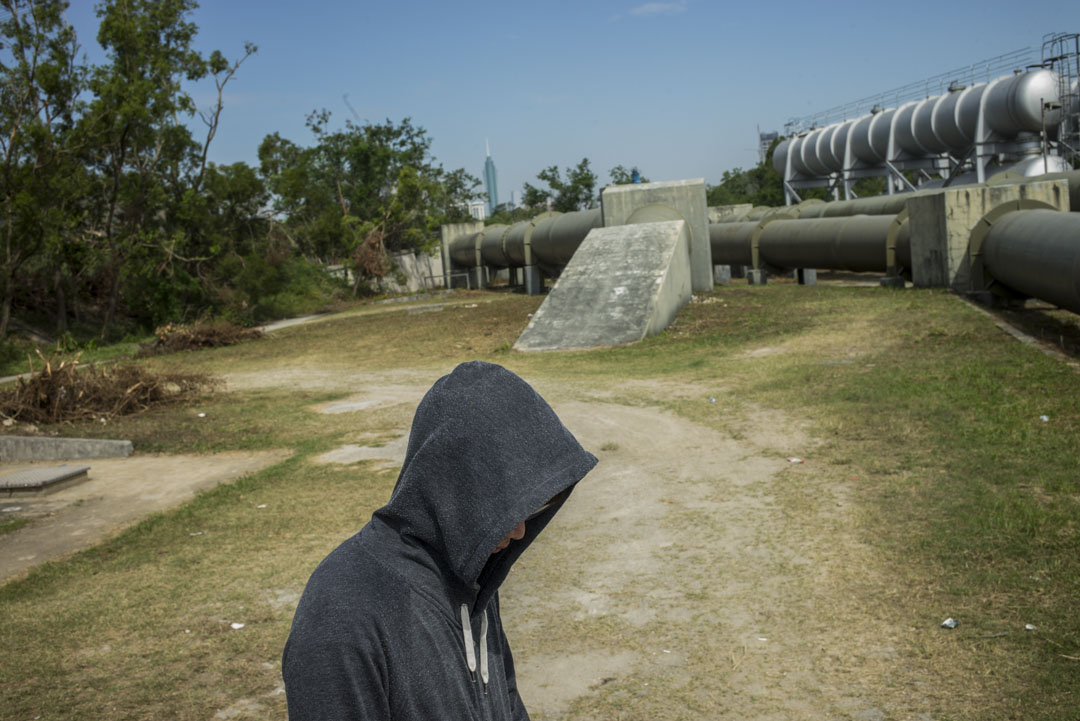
(0, 435), (133, 462)
(708, 203), (753, 223)
(514, 220), (692, 351)
(602, 179), (711, 292)
(906, 179), (1070, 289)
(1, 465), (89, 497)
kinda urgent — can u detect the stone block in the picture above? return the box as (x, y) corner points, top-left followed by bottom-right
(0, 436), (133, 462)
(514, 220), (692, 351)
(602, 179), (712, 292)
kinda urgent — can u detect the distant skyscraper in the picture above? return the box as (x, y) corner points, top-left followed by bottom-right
(484, 140), (498, 215)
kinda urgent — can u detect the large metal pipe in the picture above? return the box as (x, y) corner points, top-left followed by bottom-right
(983, 209), (1080, 314)
(758, 215), (896, 272)
(710, 213), (912, 273)
(479, 224), (511, 267)
(530, 208), (603, 266)
(709, 221), (757, 266)
(714, 170), (1080, 223)
(448, 231), (483, 266)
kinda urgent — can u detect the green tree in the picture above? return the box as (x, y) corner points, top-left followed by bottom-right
(0, 0), (86, 340)
(522, 157), (598, 212)
(84, 0), (254, 336)
(258, 113), (478, 290)
(607, 164), (649, 185)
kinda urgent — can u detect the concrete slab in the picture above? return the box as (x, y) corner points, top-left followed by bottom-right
(0, 436), (133, 462)
(602, 179), (711, 292)
(514, 220), (692, 352)
(1, 465), (90, 496)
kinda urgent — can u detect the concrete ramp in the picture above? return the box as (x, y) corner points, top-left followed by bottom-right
(514, 220), (692, 351)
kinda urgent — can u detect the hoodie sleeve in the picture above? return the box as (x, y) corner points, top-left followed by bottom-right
(282, 633), (391, 721)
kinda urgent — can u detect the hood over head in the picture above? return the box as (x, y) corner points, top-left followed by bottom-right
(373, 361), (597, 611)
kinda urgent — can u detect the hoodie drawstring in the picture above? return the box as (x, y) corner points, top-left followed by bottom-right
(479, 609), (489, 692)
(459, 603), (489, 694)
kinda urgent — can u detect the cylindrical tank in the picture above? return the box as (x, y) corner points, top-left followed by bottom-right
(850, 114), (879, 165)
(479, 224), (511, 267)
(803, 129), (825, 175)
(817, 124), (841, 172)
(985, 69), (1061, 137)
(894, 101), (928, 157)
(757, 215), (894, 272)
(913, 94), (950, 153)
(983, 209), (1080, 314)
(709, 221), (757, 266)
(829, 119), (855, 170)
(530, 208), (602, 266)
(806, 126), (834, 176)
(955, 82), (988, 142)
(932, 84), (983, 149)
(868, 108), (897, 162)
(772, 138), (790, 175)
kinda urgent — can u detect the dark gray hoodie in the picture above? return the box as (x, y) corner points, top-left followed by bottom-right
(283, 361), (598, 720)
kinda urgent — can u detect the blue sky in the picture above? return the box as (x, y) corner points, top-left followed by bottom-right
(65, 0), (1074, 203)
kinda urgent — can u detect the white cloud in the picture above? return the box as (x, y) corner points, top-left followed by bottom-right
(628, 2), (687, 16)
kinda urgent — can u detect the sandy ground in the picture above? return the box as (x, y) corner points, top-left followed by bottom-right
(286, 369), (929, 720)
(0, 449), (290, 583)
(2, 354), (935, 719)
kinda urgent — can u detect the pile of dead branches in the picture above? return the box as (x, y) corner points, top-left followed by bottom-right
(0, 352), (219, 425)
(136, 320), (263, 357)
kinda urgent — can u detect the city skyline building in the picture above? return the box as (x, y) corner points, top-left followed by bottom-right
(484, 139), (498, 215)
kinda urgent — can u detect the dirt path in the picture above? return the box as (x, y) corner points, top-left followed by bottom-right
(0, 450), (290, 583)
(298, 371), (930, 720)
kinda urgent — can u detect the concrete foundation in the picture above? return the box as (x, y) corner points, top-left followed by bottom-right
(879, 276), (907, 289)
(514, 220), (692, 351)
(523, 265), (542, 295)
(713, 265), (732, 285)
(1, 465), (90, 497)
(0, 436), (133, 462)
(906, 179), (1070, 290)
(602, 179), (712, 292)
(747, 270), (767, 285)
(797, 268), (817, 285)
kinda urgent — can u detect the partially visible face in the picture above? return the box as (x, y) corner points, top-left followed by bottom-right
(491, 521), (526, 554)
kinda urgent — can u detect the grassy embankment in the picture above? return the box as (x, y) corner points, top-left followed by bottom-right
(0, 284), (1077, 719)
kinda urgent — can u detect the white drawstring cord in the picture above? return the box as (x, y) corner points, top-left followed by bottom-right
(459, 604), (477, 681)
(479, 610), (490, 694)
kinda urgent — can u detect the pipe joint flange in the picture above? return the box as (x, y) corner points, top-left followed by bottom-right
(750, 212), (796, 270)
(968, 199), (1057, 290)
(885, 208), (909, 275)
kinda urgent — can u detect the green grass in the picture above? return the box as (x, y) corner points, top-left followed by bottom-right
(1, 284), (1078, 719)
(0, 516), (29, 536)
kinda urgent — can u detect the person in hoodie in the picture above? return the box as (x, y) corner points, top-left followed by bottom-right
(283, 361), (598, 720)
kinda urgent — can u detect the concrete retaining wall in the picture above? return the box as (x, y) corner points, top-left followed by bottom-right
(1, 436), (133, 462)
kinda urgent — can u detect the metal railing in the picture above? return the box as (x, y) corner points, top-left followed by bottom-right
(784, 47), (1037, 132)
